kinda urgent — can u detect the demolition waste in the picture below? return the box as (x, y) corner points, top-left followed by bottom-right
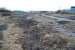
(0, 11), (75, 50)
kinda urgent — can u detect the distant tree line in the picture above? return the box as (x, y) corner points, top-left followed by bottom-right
(56, 10), (75, 14)
(0, 8), (12, 16)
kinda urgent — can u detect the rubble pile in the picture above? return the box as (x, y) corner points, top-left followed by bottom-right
(0, 11), (75, 50)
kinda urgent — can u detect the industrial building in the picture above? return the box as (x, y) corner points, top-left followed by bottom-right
(64, 6), (75, 13)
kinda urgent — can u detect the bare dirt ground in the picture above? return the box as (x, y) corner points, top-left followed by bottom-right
(0, 12), (75, 50)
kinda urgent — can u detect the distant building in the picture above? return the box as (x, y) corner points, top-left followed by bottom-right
(12, 11), (26, 17)
(71, 6), (75, 13)
(64, 6), (75, 13)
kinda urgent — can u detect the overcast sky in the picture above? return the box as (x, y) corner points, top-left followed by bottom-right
(0, 0), (74, 11)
